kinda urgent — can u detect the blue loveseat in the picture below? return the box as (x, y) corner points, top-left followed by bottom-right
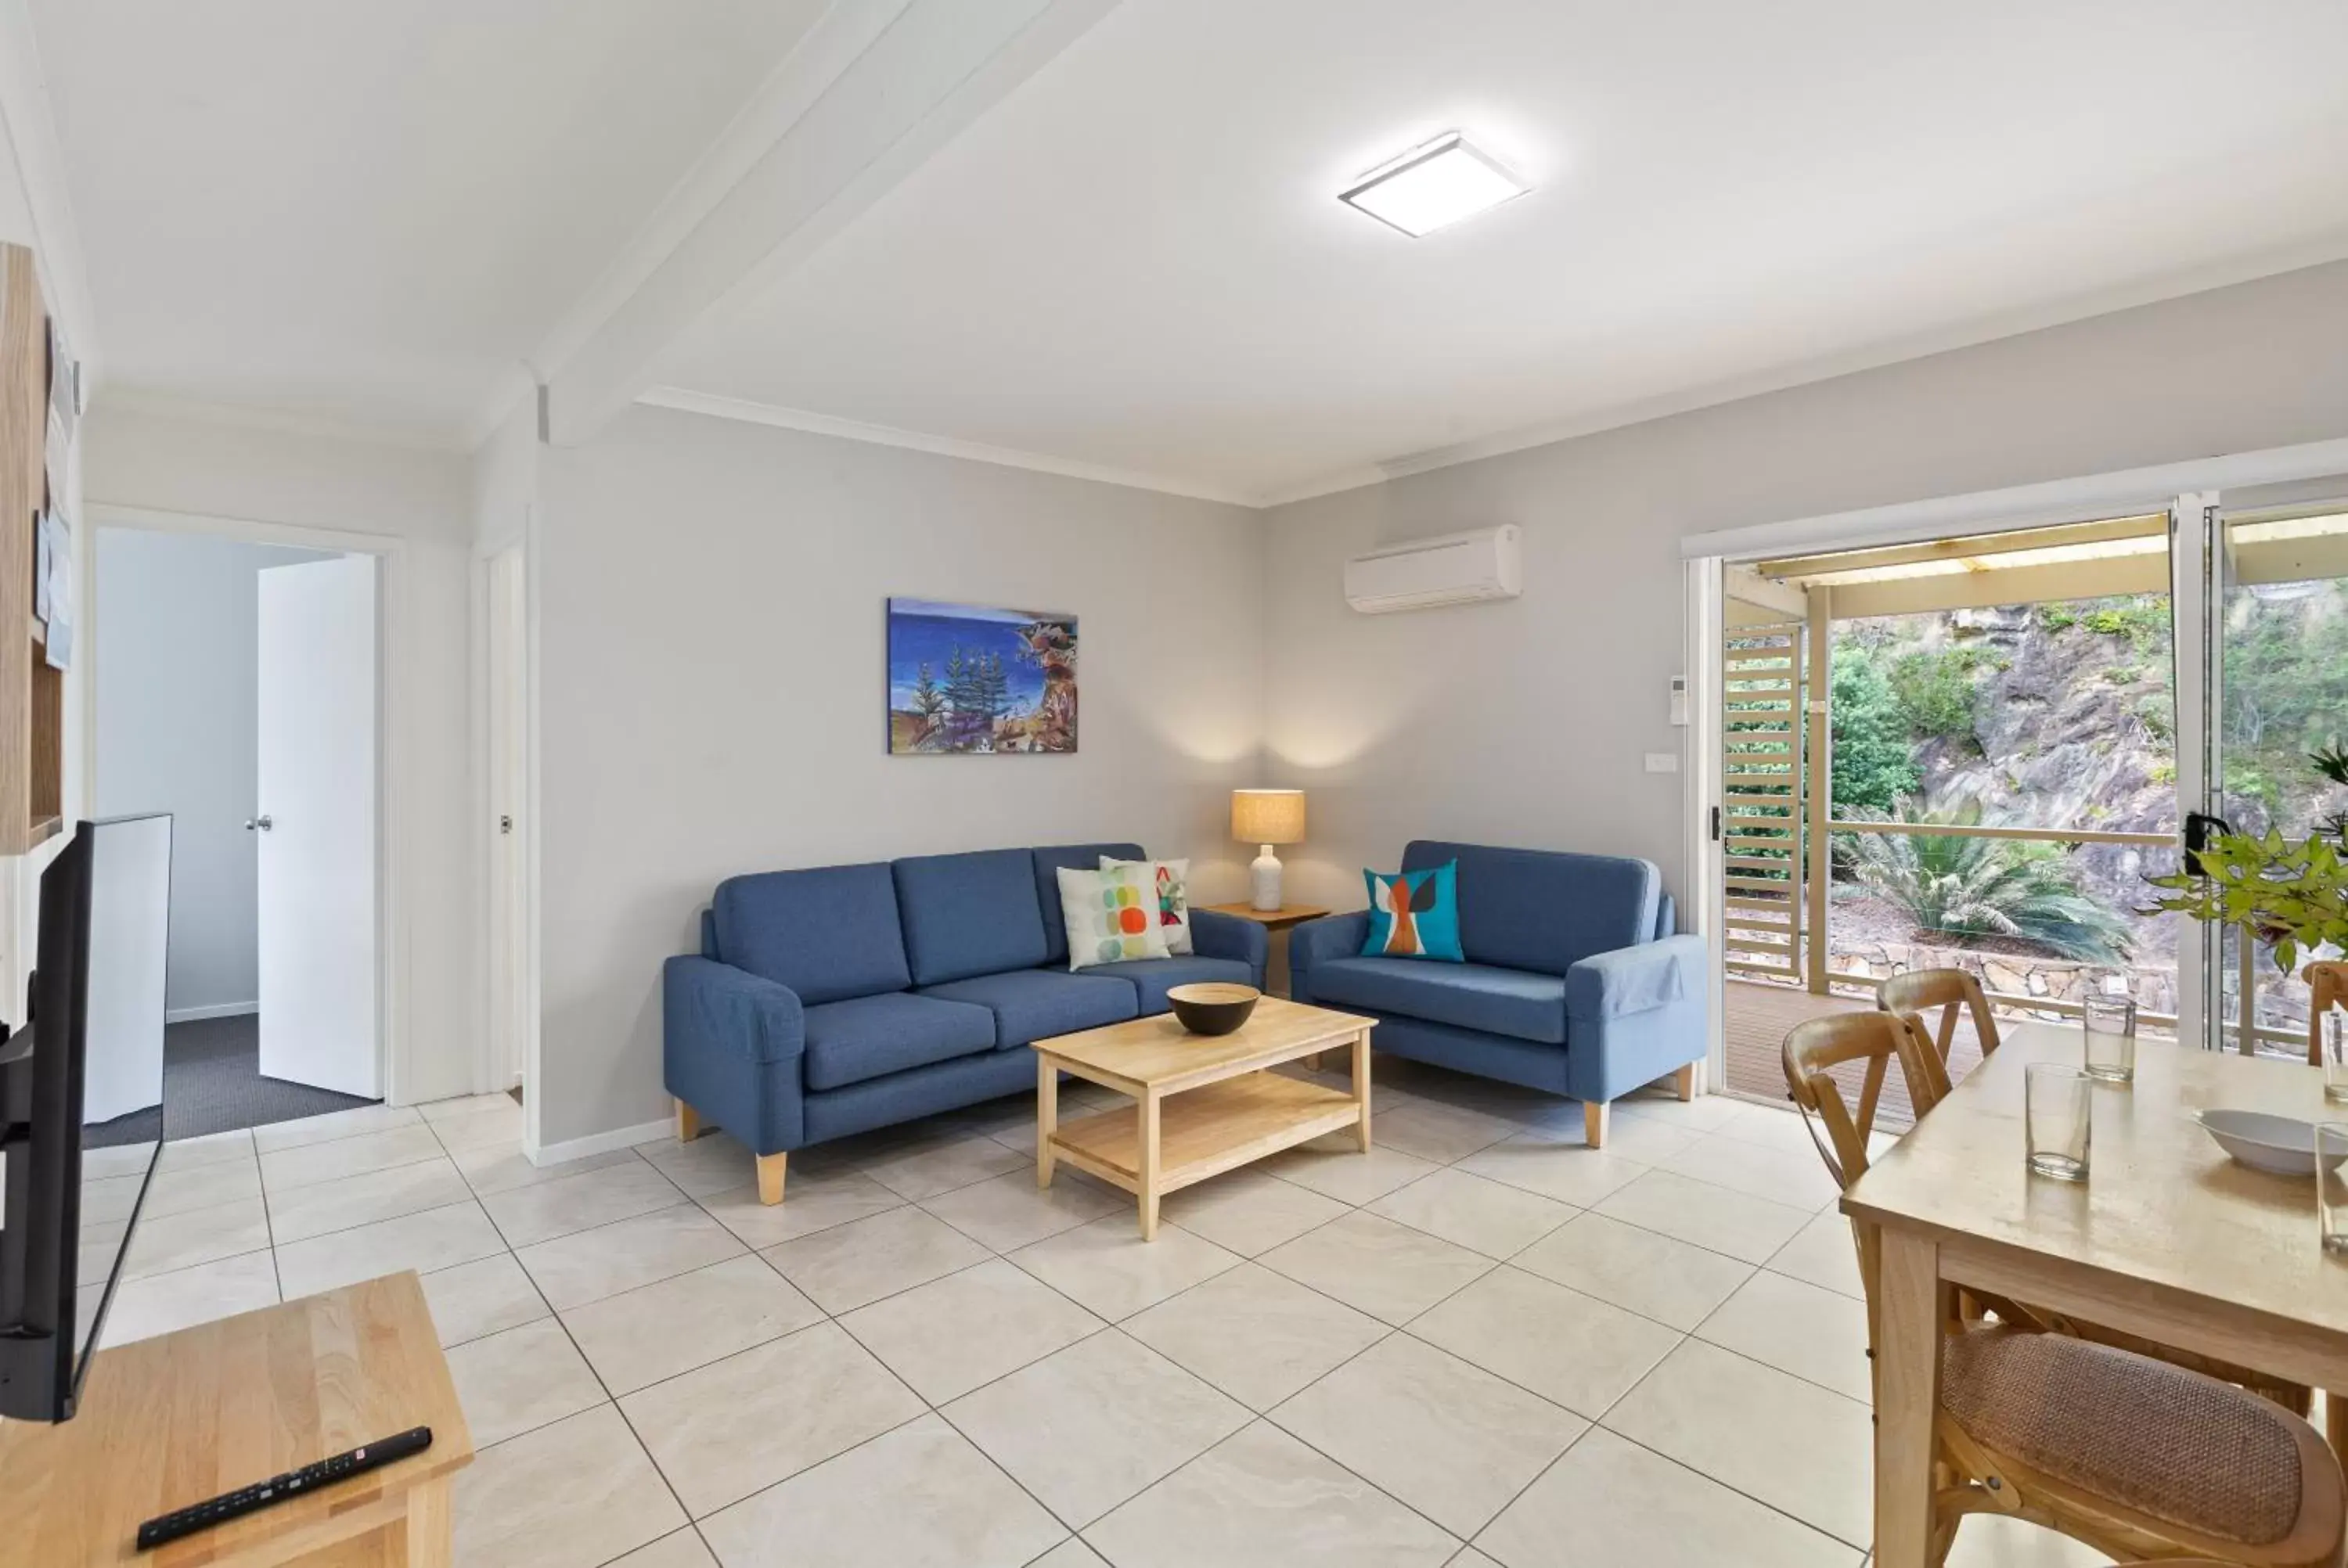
(1287, 840), (1705, 1147)
(663, 843), (1267, 1201)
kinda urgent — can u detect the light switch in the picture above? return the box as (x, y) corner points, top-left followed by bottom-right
(1644, 753), (1680, 774)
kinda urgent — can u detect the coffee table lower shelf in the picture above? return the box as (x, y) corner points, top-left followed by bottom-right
(1047, 1071), (1360, 1204)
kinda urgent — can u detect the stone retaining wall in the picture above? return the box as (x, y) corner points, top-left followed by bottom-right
(1827, 938), (2181, 1020)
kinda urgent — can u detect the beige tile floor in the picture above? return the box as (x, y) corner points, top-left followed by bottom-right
(87, 1062), (2110, 1568)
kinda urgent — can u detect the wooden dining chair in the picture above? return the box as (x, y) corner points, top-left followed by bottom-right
(2309, 962), (2348, 1066)
(1879, 966), (2000, 1068)
(1784, 1012), (2347, 1567)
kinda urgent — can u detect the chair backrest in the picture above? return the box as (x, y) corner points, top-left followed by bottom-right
(1781, 1011), (1949, 1368)
(2309, 961), (2348, 1067)
(1399, 840), (1659, 975)
(1878, 967), (2000, 1066)
(712, 861), (913, 1004)
(891, 848), (1051, 986)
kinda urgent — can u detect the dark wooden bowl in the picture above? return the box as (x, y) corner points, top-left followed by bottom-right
(1166, 982), (1260, 1036)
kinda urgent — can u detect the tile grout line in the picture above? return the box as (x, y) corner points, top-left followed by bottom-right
(164, 1077), (1864, 1566)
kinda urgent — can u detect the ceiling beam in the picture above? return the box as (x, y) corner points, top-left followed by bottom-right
(1724, 564), (1807, 620)
(538, 0), (1123, 448)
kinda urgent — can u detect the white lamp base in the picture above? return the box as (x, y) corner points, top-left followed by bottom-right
(1250, 846), (1284, 912)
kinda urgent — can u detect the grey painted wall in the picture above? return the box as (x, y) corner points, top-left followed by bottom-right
(534, 405), (1269, 1148)
(92, 527), (333, 1017)
(1262, 259), (2348, 915)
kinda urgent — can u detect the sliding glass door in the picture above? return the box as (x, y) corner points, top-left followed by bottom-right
(2191, 497), (2348, 1054)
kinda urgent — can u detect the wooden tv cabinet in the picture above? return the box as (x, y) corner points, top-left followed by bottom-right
(0, 1271), (473, 1566)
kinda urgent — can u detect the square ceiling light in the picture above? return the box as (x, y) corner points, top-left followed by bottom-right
(1338, 132), (1528, 236)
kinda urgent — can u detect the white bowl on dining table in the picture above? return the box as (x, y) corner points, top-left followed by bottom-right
(2192, 1108), (2348, 1177)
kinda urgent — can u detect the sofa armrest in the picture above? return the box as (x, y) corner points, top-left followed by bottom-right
(663, 955), (806, 1066)
(1190, 909), (1269, 989)
(1287, 912), (1370, 1004)
(1566, 935), (1702, 1024)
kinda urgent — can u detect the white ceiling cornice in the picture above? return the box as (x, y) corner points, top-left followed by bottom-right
(636, 385), (1259, 507)
(540, 0), (1125, 447)
(0, 0), (96, 379)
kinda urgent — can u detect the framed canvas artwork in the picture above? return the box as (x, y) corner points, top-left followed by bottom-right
(887, 599), (1078, 754)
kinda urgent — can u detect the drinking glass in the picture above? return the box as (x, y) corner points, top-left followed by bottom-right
(2318, 1124), (2348, 1256)
(2325, 1011), (2348, 1104)
(2081, 994), (2136, 1084)
(2026, 1063), (2091, 1181)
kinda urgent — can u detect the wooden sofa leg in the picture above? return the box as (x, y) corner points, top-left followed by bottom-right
(1584, 1100), (1609, 1149)
(757, 1152), (788, 1206)
(1674, 1061), (1705, 1102)
(675, 1099), (703, 1143)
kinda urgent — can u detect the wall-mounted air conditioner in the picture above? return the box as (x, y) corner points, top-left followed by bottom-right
(1343, 524), (1523, 614)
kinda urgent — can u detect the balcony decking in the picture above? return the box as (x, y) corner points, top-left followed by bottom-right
(1723, 977), (1988, 1131)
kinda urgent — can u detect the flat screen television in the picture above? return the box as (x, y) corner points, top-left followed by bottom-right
(0, 815), (172, 1422)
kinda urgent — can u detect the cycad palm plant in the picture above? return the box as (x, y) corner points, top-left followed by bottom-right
(1842, 797), (2133, 965)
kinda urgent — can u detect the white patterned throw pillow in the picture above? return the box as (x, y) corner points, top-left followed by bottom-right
(1100, 855), (1194, 955)
(1057, 862), (1172, 971)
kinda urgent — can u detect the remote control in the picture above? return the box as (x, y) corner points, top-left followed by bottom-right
(135, 1426), (434, 1552)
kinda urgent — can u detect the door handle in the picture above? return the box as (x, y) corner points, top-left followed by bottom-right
(246, 815), (274, 833)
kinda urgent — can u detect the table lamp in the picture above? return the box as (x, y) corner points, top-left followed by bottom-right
(1231, 789), (1306, 912)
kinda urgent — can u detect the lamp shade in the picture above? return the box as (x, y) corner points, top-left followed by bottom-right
(1231, 789), (1305, 846)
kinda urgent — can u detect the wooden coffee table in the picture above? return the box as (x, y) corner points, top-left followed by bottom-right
(1032, 996), (1373, 1239)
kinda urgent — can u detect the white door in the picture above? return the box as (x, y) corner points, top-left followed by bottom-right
(255, 555), (379, 1098)
(486, 545), (528, 1089)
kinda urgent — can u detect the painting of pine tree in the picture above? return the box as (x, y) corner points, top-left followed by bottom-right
(888, 599), (1078, 754)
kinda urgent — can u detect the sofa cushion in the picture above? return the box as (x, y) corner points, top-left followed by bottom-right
(1403, 840), (1658, 977)
(713, 862), (911, 1005)
(1057, 862), (1171, 970)
(1304, 955), (1568, 1045)
(894, 849), (1051, 986)
(801, 991), (998, 1092)
(1032, 843), (1145, 964)
(919, 968), (1138, 1048)
(1085, 955), (1255, 1014)
(1361, 861), (1464, 962)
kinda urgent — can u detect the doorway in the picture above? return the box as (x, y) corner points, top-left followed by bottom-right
(484, 542), (529, 1097)
(92, 526), (384, 1138)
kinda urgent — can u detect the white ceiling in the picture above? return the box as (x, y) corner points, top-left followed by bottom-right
(33, 0), (827, 442)
(655, 0), (2348, 502)
(29, 0), (2348, 493)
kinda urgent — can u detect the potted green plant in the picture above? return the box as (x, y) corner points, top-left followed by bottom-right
(2146, 744), (2348, 975)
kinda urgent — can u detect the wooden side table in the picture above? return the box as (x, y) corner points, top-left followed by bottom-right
(0, 1271), (473, 1566)
(1197, 902), (1332, 1000)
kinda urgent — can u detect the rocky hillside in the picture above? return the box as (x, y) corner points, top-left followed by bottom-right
(1831, 582), (2348, 964)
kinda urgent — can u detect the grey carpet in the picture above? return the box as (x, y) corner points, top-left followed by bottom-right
(89, 1014), (378, 1145)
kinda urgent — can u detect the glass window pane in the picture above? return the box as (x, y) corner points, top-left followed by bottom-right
(2219, 508), (2348, 1053)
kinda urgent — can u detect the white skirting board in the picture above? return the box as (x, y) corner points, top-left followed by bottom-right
(164, 1000), (260, 1023)
(526, 1117), (672, 1168)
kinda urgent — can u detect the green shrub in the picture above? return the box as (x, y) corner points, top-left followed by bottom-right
(2039, 605), (2077, 631)
(2134, 694), (2173, 742)
(1827, 653), (1918, 815)
(2077, 599), (2170, 649)
(2104, 664), (2141, 685)
(1888, 647), (2003, 742)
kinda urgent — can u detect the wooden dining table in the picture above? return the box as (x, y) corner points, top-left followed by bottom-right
(1842, 1021), (2348, 1567)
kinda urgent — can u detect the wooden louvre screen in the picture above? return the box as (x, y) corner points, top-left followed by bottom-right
(1723, 619), (1805, 984)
